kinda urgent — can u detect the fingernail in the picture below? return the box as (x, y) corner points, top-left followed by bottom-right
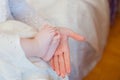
(61, 74), (65, 78)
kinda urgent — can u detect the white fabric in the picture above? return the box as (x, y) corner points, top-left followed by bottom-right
(0, 0), (67, 79)
(0, 0), (109, 80)
(9, 0), (110, 52)
(0, 20), (68, 80)
(0, 0), (9, 22)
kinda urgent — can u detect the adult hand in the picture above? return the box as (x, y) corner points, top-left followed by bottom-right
(49, 27), (85, 77)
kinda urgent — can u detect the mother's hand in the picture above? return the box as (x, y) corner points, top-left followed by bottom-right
(49, 27), (85, 77)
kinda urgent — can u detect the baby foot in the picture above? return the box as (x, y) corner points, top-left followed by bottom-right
(42, 32), (60, 61)
(34, 25), (58, 58)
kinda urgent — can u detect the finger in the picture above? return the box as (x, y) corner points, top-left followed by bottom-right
(63, 40), (71, 74)
(59, 27), (85, 41)
(50, 58), (55, 70)
(54, 55), (60, 75)
(59, 53), (66, 78)
(43, 34), (60, 61)
(68, 30), (85, 41)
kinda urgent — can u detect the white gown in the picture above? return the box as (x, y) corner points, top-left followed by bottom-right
(0, 0), (109, 80)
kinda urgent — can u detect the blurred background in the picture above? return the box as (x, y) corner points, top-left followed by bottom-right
(83, 0), (120, 80)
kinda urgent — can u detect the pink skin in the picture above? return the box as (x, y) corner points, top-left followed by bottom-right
(50, 27), (85, 78)
(33, 25), (60, 60)
(42, 31), (61, 61)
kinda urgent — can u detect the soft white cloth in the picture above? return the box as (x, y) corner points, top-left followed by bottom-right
(0, 20), (69, 80)
(0, 0), (68, 79)
(9, 0), (110, 52)
(0, 0), (109, 80)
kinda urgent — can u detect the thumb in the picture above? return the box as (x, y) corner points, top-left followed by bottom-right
(67, 29), (85, 41)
